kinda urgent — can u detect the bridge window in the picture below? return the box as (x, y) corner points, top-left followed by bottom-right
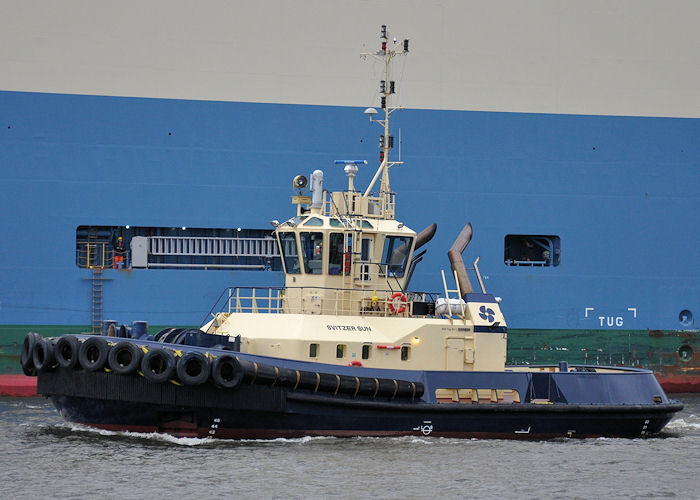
(299, 232), (324, 274)
(329, 218), (345, 227)
(303, 217), (324, 227)
(381, 235), (413, 277)
(278, 232), (301, 274)
(504, 235), (560, 267)
(328, 232), (352, 275)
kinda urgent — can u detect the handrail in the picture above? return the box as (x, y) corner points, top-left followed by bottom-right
(76, 242), (115, 269)
(202, 285), (442, 324)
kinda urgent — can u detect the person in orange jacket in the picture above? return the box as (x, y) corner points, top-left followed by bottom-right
(114, 236), (127, 269)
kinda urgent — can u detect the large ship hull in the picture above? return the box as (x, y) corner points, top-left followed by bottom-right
(1, 89), (698, 390)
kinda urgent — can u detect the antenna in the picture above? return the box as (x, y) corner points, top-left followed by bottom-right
(334, 160), (367, 192)
(360, 25), (409, 217)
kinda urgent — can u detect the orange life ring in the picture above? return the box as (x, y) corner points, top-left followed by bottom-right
(388, 292), (407, 314)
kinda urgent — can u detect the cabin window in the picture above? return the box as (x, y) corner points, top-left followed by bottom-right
(329, 218), (345, 227)
(362, 344), (371, 360)
(299, 232), (324, 274)
(504, 235), (560, 267)
(336, 344), (346, 358)
(381, 235), (413, 277)
(303, 217), (324, 227)
(401, 345), (410, 361)
(278, 232), (301, 274)
(309, 343), (319, 357)
(328, 232), (352, 275)
(360, 220), (374, 229)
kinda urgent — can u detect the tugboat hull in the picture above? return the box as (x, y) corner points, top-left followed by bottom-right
(42, 365), (681, 440)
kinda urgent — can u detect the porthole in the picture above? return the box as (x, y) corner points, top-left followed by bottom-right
(679, 310), (693, 327)
(678, 344), (694, 362)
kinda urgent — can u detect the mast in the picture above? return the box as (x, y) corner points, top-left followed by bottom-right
(361, 25), (409, 219)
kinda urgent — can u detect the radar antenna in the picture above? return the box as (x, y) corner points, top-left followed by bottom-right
(361, 25), (409, 216)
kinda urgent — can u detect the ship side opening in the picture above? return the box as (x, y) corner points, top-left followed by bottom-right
(76, 225), (282, 271)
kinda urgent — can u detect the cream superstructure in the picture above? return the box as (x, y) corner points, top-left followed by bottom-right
(203, 27), (507, 372)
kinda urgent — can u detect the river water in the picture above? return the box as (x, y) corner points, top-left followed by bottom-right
(2, 395), (698, 499)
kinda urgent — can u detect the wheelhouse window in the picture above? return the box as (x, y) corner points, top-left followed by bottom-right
(278, 232), (301, 274)
(328, 232), (351, 275)
(381, 235), (413, 277)
(303, 217), (324, 227)
(299, 232), (324, 274)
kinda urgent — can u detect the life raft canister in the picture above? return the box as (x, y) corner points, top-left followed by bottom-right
(388, 292), (407, 314)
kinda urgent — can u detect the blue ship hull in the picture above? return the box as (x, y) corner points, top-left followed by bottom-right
(2, 90), (699, 385)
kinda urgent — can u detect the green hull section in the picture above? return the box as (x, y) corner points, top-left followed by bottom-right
(506, 328), (697, 369)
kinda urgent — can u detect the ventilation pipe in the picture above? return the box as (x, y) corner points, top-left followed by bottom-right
(414, 223), (437, 250)
(447, 223), (474, 297)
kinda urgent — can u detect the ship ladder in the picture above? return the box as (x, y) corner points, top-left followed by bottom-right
(441, 269), (467, 325)
(91, 267), (104, 333)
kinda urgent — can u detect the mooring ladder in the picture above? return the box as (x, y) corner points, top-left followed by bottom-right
(91, 268), (103, 333)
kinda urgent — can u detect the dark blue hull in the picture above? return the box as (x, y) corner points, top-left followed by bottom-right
(33, 334), (682, 440)
(45, 377), (679, 440)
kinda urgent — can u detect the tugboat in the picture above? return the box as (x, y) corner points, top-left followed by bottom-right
(22, 27), (682, 439)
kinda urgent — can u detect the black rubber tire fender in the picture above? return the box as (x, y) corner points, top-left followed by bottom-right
(78, 336), (110, 372)
(32, 338), (56, 372)
(176, 351), (211, 385)
(211, 354), (243, 389)
(20, 332), (40, 376)
(55, 335), (80, 369)
(108, 341), (143, 375)
(141, 348), (176, 383)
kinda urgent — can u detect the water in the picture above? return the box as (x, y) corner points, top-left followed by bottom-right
(2, 396), (698, 500)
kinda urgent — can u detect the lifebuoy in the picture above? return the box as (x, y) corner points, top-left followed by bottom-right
(78, 337), (110, 371)
(176, 351), (211, 385)
(141, 348), (176, 383)
(108, 341), (142, 375)
(348, 360), (363, 367)
(55, 335), (80, 369)
(32, 338), (56, 372)
(211, 354), (243, 389)
(388, 292), (407, 314)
